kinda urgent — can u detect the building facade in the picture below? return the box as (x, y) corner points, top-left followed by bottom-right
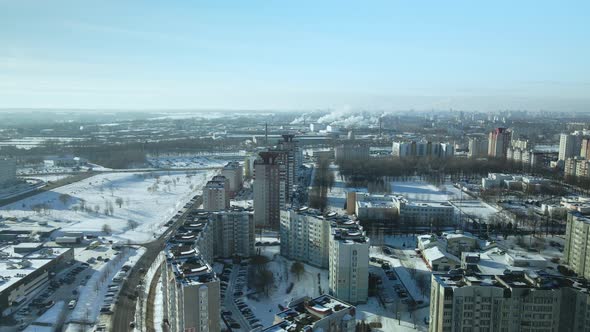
(488, 128), (511, 158)
(280, 208), (331, 268)
(253, 152), (284, 228)
(0, 157), (16, 185)
(202, 177), (229, 211)
(329, 219), (369, 304)
(559, 133), (583, 162)
(211, 209), (255, 258)
(564, 212), (590, 280)
(221, 161), (243, 196)
(429, 271), (590, 332)
(468, 137), (489, 158)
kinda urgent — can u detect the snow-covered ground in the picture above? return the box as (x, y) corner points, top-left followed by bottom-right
(242, 245), (329, 327)
(20, 174), (73, 183)
(0, 170), (216, 243)
(391, 180), (463, 202)
(357, 297), (429, 332)
(146, 156), (230, 169)
(450, 199), (499, 220)
(65, 246), (145, 331)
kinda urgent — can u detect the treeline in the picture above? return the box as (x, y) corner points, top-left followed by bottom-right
(337, 157), (554, 185)
(309, 158), (335, 211)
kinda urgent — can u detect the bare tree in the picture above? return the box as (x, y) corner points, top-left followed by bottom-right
(59, 193), (72, 206)
(115, 197), (124, 208)
(102, 224), (112, 235)
(127, 220), (139, 230)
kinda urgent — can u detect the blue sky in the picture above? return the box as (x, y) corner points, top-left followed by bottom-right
(0, 0), (588, 111)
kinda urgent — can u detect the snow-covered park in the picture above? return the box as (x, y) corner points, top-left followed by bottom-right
(0, 170), (217, 243)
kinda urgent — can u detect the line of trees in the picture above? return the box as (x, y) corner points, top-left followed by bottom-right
(309, 158), (335, 211)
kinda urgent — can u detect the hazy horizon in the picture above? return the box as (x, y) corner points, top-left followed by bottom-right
(1, 1), (589, 111)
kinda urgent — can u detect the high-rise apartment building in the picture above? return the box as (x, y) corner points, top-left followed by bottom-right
(202, 177), (229, 211)
(163, 246), (220, 332)
(580, 137), (590, 159)
(392, 141), (455, 158)
(564, 212), (590, 280)
(253, 151), (284, 228)
(335, 143), (370, 163)
(221, 161), (243, 195)
(429, 271), (590, 332)
(211, 208), (255, 258)
(329, 217), (369, 304)
(0, 157), (16, 185)
(468, 137), (489, 158)
(559, 133), (583, 161)
(276, 134), (303, 195)
(487, 128), (511, 158)
(280, 208), (331, 268)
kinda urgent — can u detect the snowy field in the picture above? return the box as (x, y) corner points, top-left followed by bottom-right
(450, 199), (499, 220)
(0, 170), (216, 242)
(391, 181), (463, 202)
(146, 155), (234, 169)
(20, 174), (73, 183)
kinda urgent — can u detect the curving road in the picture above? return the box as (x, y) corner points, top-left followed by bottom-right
(110, 196), (202, 331)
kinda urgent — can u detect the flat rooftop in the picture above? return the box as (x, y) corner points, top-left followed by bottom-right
(263, 295), (353, 331)
(0, 245), (71, 293)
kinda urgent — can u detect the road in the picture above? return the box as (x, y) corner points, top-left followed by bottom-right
(110, 195), (202, 331)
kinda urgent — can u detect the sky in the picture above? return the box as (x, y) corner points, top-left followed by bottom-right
(0, 0), (588, 111)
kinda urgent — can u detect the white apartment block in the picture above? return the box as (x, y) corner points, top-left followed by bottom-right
(564, 212), (590, 280)
(329, 218), (369, 304)
(162, 247), (220, 332)
(559, 133), (583, 161)
(392, 140), (455, 158)
(468, 137), (489, 158)
(0, 157), (16, 184)
(202, 179), (229, 211)
(429, 271), (590, 332)
(221, 161), (243, 195)
(280, 208), (331, 268)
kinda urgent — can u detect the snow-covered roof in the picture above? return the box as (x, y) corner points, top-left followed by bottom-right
(423, 247), (460, 264)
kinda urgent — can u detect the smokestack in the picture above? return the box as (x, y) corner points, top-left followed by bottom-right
(265, 122), (268, 145)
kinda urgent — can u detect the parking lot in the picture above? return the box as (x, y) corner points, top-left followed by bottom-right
(219, 262), (262, 331)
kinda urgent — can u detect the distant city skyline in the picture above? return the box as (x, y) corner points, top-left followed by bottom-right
(0, 0), (588, 111)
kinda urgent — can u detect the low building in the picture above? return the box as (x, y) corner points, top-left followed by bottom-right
(461, 247), (547, 274)
(354, 193), (398, 221)
(0, 246), (74, 316)
(422, 246), (460, 272)
(262, 295), (356, 332)
(429, 271), (590, 332)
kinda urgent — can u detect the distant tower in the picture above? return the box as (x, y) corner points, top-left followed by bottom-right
(265, 122), (268, 145)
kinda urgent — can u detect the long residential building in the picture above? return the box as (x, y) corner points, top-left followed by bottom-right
(280, 208), (331, 268)
(392, 140), (455, 158)
(279, 208), (369, 304)
(429, 270), (590, 332)
(334, 143), (370, 163)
